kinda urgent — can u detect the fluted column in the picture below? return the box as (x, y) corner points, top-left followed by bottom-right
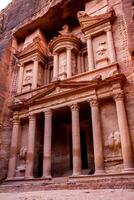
(53, 52), (59, 80)
(86, 36), (94, 71)
(66, 48), (72, 78)
(71, 103), (81, 176)
(17, 63), (24, 94)
(32, 58), (39, 89)
(7, 116), (20, 178)
(25, 114), (36, 178)
(90, 99), (105, 174)
(114, 92), (134, 171)
(43, 110), (52, 179)
(106, 27), (116, 63)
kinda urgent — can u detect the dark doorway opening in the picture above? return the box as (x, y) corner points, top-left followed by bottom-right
(79, 102), (95, 174)
(80, 131), (88, 169)
(34, 113), (44, 178)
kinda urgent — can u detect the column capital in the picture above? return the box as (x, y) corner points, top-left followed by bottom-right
(86, 35), (92, 40)
(113, 92), (124, 102)
(33, 57), (39, 62)
(44, 110), (52, 117)
(13, 115), (20, 124)
(105, 26), (112, 32)
(89, 98), (98, 107)
(70, 103), (79, 111)
(29, 114), (36, 121)
(66, 47), (72, 51)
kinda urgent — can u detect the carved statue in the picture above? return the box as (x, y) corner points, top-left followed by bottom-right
(108, 131), (121, 151)
(96, 41), (107, 56)
(19, 146), (27, 161)
(59, 24), (70, 35)
(16, 146), (27, 176)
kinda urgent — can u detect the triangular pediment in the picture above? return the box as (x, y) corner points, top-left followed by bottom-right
(25, 80), (97, 104)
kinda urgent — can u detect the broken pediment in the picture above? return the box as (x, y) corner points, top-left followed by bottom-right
(77, 7), (116, 32)
(18, 37), (48, 59)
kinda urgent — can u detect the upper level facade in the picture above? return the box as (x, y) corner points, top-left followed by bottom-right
(12, 0), (120, 103)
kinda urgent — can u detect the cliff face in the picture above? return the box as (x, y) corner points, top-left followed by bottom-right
(0, 0), (60, 180)
(0, 0), (134, 180)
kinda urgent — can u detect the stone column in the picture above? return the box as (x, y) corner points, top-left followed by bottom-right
(86, 36), (94, 71)
(71, 103), (81, 176)
(17, 64), (24, 94)
(25, 114), (36, 178)
(66, 48), (72, 78)
(7, 116), (20, 178)
(43, 110), (52, 179)
(114, 92), (134, 171)
(80, 53), (85, 73)
(90, 99), (105, 174)
(77, 54), (81, 74)
(106, 27), (116, 63)
(53, 52), (59, 80)
(32, 58), (39, 90)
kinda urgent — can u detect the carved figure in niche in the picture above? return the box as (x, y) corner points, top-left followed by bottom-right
(23, 70), (32, 85)
(59, 24), (70, 35)
(108, 131), (121, 151)
(96, 41), (107, 56)
(16, 146), (27, 176)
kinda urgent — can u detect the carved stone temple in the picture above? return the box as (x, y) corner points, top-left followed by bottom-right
(0, 0), (134, 189)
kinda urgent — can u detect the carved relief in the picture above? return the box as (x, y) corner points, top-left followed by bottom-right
(71, 53), (77, 75)
(16, 146), (27, 176)
(96, 41), (107, 56)
(108, 131), (121, 150)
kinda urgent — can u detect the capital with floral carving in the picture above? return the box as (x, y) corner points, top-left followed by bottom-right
(70, 103), (79, 111)
(113, 91), (124, 102)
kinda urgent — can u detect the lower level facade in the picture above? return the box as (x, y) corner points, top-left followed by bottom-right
(7, 68), (134, 180)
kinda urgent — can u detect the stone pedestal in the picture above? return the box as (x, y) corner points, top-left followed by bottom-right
(7, 117), (20, 178)
(43, 110), (52, 179)
(25, 114), (36, 178)
(90, 99), (105, 174)
(71, 103), (82, 176)
(114, 92), (134, 171)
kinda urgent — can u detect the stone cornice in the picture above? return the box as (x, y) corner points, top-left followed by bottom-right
(77, 7), (116, 34)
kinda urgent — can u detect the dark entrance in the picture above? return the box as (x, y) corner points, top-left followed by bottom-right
(80, 131), (88, 169)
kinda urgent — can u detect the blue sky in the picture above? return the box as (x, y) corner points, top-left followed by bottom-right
(0, 0), (12, 11)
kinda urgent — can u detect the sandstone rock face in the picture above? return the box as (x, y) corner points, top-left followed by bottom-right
(0, 0), (134, 181)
